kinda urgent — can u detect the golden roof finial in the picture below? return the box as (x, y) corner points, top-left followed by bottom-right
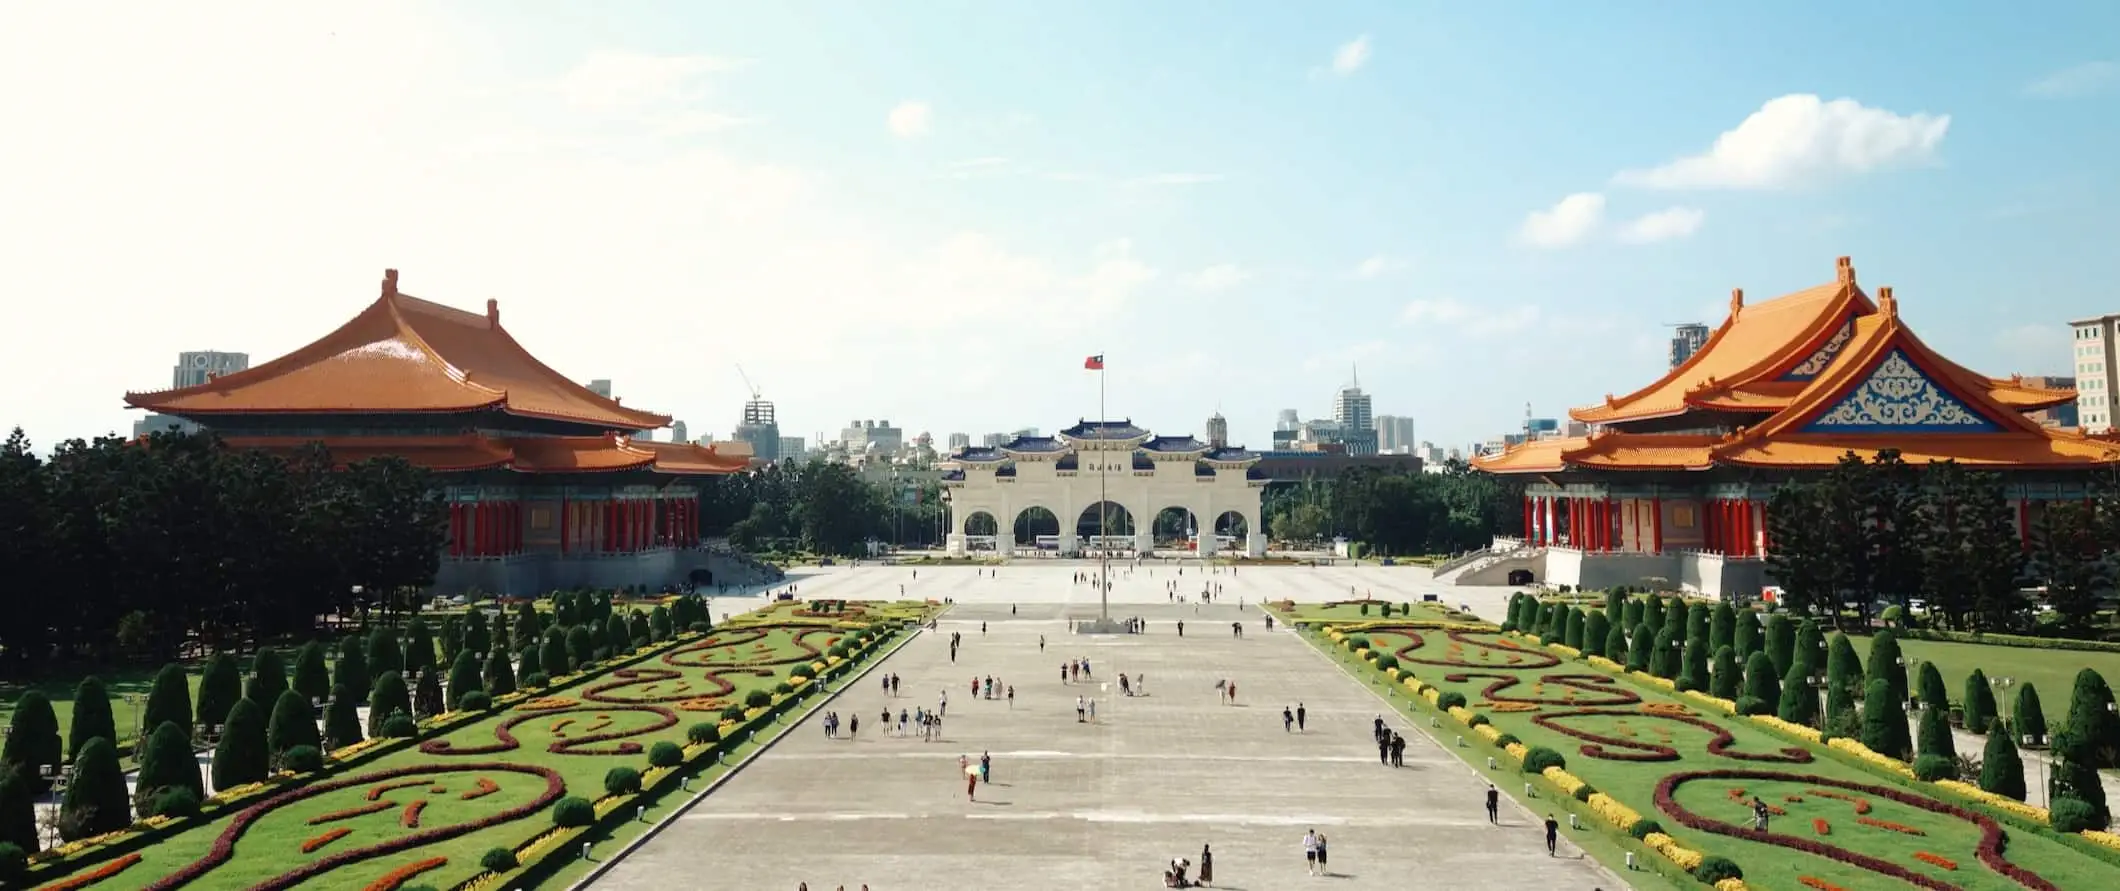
(1878, 286), (1897, 319)
(1730, 288), (1744, 317)
(1604, 393), (1616, 407)
(1837, 256), (1855, 284)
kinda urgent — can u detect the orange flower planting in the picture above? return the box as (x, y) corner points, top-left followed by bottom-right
(40, 852), (142, 891)
(401, 799), (427, 828)
(366, 778), (430, 801)
(1784, 794), (1804, 803)
(549, 717), (576, 733)
(1856, 816), (1925, 836)
(460, 777), (500, 800)
(301, 827), (352, 853)
(427, 785), (446, 793)
(363, 856), (448, 891)
(1812, 818), (1831, 835)
(1798, 878), (1849, 891)
(307, 800), (395, 824)
(1913, 851), (1959, 871)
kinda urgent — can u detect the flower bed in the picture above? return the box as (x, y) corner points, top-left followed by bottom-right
(38, 852), (142, 891)
(400, 799), (427, 828)
(1855, 816), (1925, 836)
(362, 855), (446, 891)
(1912, 851), (1958, 871)
(307, 801), (396, 825)
(301, 827), (352, 853)
(459, 778), (500, 800)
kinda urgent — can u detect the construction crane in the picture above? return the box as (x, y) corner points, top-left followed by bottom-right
(735, 364), (762, 402)
(1664, 321), (1705, 329)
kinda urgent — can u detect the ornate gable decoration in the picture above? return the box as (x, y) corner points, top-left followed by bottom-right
(1802, 349), (1999, 433)
(1780, 314), (1856, 381)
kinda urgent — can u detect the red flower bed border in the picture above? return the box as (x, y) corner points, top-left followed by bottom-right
(1652, 769), (2058, 891)
(1444, 673), (1644, 708)
(459, 778), (499, 801)
(1530, 708), (1812, 764)
(300, 827), (352, 853)
(40, 852), (142, 891)
(140, 762), (565, 891)
(1368, 628), (1563, 670)
(1798, 878), (1848, 891)
(362, 855), (446, 891)
(1857, 816), (1926, 836)
(400, 800), (427, 828)
(306, 801), (395, 825)
(1914, 851), (1959, 871)
(417, 704), (677, 757)
(366, 779), (430, 802)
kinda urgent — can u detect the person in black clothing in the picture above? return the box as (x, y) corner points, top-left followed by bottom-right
(1544, 814), (1560, 855)
(1177, 621), (1185, 637)
(1389, 733), (1406, 767)
(1485, 784), (1500, 823)
(1377, 734), (1390, 765)
(1296, 703), (1306, 731)
(1372, 715), (1385, 744)
(1282, 706), (1294, 732)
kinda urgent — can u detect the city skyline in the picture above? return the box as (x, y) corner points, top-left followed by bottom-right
(5, 4), (2116, 450)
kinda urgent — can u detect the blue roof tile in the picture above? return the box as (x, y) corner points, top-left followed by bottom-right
(949, 447), (1008, 463)
(1132, 454), (1154, 470)
(1205, 447), (1259, 461)
(1141, 435), (1210, 453)
(1059, 419), (1149, 440)
(1000, 436), (1068, 453)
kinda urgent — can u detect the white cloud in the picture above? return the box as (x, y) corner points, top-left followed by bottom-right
(1518, 193), (1606, 248)
(888, 100), (932, 138)
(1127, 172), (1223, 186)
(2026, 61), (2119, 98)
(1615, 207), (1706, 244)
(1615, 94), (1950, 190)
(1400, 299), (1540, 337)
(1184, 264), (1251, 292)
(1352, 255), (1406, 280)
(1330, 36), (1371, 76)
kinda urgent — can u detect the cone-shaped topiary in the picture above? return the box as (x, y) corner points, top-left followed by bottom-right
(1583, 611), (1610, 659)
(367, 671), (412, 738)
(1791, 619), (1825, 680)
(195, 652), (241, 735)
(1563, 608), (1586, 650)
(1867, 629), (1909, 708)
(335, 636), (371, 704)
(1861, 676), (1912, 761)
(2014, 683), (2049, 747)
(210, 698), (269, 792)
(1916, 662), (1949, 713)
(1643, 597), (1666, 639)
(58, 737), (128, 840)
(448, 651), (484, 710)
(1649, 625), (1679, 679)
(438, 615), (463, 665)
(1685, 602), (1709, 645)
(1676, 637), (1709, 693)
(1734, 610), (1762, 660)
(68, 677), (117, 763)
(413, 668), (444, 718)
(245, 649), (288, 707)
(2063, 668), (2120, 768)
(1979, 722), (2027, 801)
(1626, 622), (1654, 672)
(515, 600), (543, 645)
(1740, 651), (1780, 716)
(484, 648), (517, 697)
(463, 610), (492, 662)
(1777, 655), (1817, 726)
(1605, 588), (1625, 622)
(0, 762), (35, 853)
(604, 614), (629, 652)
(324, 683), (363, 750)
(135, 720), (205, 809)
(1500, 594), (1521, 632)
(1, 692), (61, 794)
(649, 605), (673, 641)
(541, 633), (571, 678)
(267, 690), (321, 759)
(1710, 646), (1741, 701)
(1963, 669), (1997, 735)
(1709, 602), (1736, 655)
(1623, 597), (1644, 632)
(1764, 615), (1794, 678)
(404, 617), (436, 679)
(1603, 622), (1627, 664)
(367, 627), (404, 677)
(291, 641), (331, 705)
(142, 663), (193, 743)
(567, 625), (595, 667)
(1825, 634), (1863, 734)
(1918, 699), (1956, 763)
(2052, 669), (2117, 829)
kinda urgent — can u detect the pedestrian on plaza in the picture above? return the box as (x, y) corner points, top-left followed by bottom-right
(1077, 695), (1087, 722)
(851, 713), (860, 737)
(1377, 733), (1390, 765)
(1390, 733), (1405, 767)
(1296, 703), (1306, 731)
(1088, 698), (1098, 721)
(967, 769), (978, 801)
(1061, 663), (1069, 684)
(1485, 783), (1500, 823)
(982, 621), (987, 636)
(1007, 685), (1014, 708)
(1039, 635), (1046, 652)
(1315, 833), (1329, 875)
(1177, 620), (1185, 637)
(1282, 706), (1294, 732)
(881, 708), (891, 735)
(980, 751), (992, 784)
(1227, 680), (1236, 703)
(1544, 814), (1559, 855)
(1198, 844), (1213, 886)
(1373, 715), (1386, 744)
(1301, 829), (1319, 876)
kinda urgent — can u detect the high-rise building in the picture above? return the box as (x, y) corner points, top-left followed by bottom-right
(2017, 375), (2079, 429)
(1204, 413), (1228, 448)
(1669, 324), (1711, 369)
(2072, 313), (2120, 432)
(1275, 408), (1300, 431)
(1333, 386), (1376, 455)
(136, 350), (251, 436)
(1375, 415), (1416, 453)
(840, 419), (905, 456)
(669, 420), (688, 444)
(735, 398), (781, 462)
(778, 435), (807, 461)
(586, 379), (614, 399)
(947, 432), (971, 450)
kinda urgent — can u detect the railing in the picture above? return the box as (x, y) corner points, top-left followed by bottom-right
(1427, 548), (1493, 577)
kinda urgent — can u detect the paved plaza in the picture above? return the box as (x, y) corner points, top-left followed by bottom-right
(592, 562), (1618, 890)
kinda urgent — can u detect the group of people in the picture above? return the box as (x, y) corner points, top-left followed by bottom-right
(1164, 844), (1214, 887)
(1372, 716), (1407, 766)
(1118, 671), (1146, 696)
(971, 674), (1014, 705)
(878, 705), (944, 741)
(819, 711), (855, 738)
(1061, 657), (1094, 682)
(1280, 703), (1308, 732)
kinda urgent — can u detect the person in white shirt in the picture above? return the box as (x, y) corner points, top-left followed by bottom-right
(1302, 829), (1319, 876)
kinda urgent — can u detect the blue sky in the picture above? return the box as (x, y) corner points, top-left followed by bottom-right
(2, 2), (2116, 451)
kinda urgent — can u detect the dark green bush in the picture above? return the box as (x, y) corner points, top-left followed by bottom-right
(2049, 796), (2100, 833)
(482, 847), (520, 872)
(2014, 683), (2048, 745)
(1573, 783), (1595, 802)
(604, 766), (643, 795)
(1912, 753), (1956, 782)
(1825, 633), (1863, 732)
(553, 796), (595, 827)
(1916, 662), (1949, 712)
(720, 704), (745, 722)
(1627, 818), (1662, 839)
(211, 698), (269, 791)
(1347, 635), (1371, 651)
(1867, 629), (1909, 707)
(1437, 691), (1467, 711)
(1742, 652), (1780, 716)
(324, 683), (364, 750)
(368, 671), (412, 738)
(281, 744), (324, 774)
(458, 690), (494, 712)
(1649, 625), (1679, 679)
(293, 641), (332, 704)
(772, 682), (794, 696)
(1626, 622), (1654, 672)
(522, 672), (550, 690)
(1522, 746), (1566, 773)
(60, 737), (130, 839)
(649, 741), (684, 768)
(1980, 725), (2026, 801)
(68, 677), (116, 764)
(246, 649), (289, 707)
(195, 653), (241, 733)
(0, 841), (27, 884)
(448, 651), (484, 710)
(1494, 733), (1520, 748)
(143, 663), (194, 744)
(1467, 714), (1489, 728)
(1735, 695), (1770, 717)
(1676, 638), (1708, 693)
(336, 636), (372, 704)
(145, 785), (201, 819)
(789, 663), (816, 680)
(1692, 856), (1743, 883)
(744, 689), (773, 709)
(484, 649), (517, 698)
(135, 721), (205, 809)
(268, 689), (322, 757)
(5, 693), (63, 784)
(1963, 669), (1997, 734)
(404, 618), (437, 678)
(687, 722), (721, 745)
(414, 670), (444, 719)
(380, 709), (418, 739)
(1710, 646), (1741, 701)
(1861, 677), (1911, 761)
(1373, 654), (1399, 672)
(1917, 701), (1956, 762)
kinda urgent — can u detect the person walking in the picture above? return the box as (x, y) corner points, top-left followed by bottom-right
(1282, 706), (1294, 732)
(1296, 703), (1306, 731)
(979, 751), (992, 784)
(1076, 695), (1086, 722)
(1485, 783), (1500, 824)
(1198, 843), (1214, 887)
(1390, 733), (1405, 767)
(1039, 635), (1046, 652)
(1177, 620), (1185, 637)
(1544, 814), (1560, 855)
(1377, 732), (1390, 765)
(1315, 832), (1329, 876)
(1006, 685), (1015, 708)
(1227, 680), (1236, 703)
(1751, 796), (1770, 832)
(1302, 829), (1319, 876)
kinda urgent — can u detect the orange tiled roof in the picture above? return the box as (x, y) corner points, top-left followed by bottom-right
(125, 270), (670, 430)
(212, 434), (745, 476)
(1572, 257), (1874, 424)
(1470, 437), (1581, 474)
(510, 436), (660, 473)
(637, 440), (753, 474)
(1560, 433), (1721, 471)
(219, 435), (514, 472)
(1710, 433), (2120, 469)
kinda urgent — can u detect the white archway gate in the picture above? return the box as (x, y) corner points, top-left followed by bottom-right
(941, 421), (1267, 557)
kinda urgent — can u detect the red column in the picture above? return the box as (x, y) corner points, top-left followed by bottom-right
(510, 501), (521, 554)
(2018, 499), (2031, 550)
(1744, 499), (1756, 557)
(602, 501), (614, 552)
(1703, 499), (1717, 554)
(1650, 497), (1663, 553)
(448, 504), (461, 557)
(1600, 498), (1612, 551)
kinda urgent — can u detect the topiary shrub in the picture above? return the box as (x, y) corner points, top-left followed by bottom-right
(1710, 646), (1741, 701)
(789, 663), (816, 680)
(1825, 633), (1863, 733)
(686, 723), (718, 745)
(1347, 635), (1371, 651)
(281, 744), (324, 774)
(1980, 724), (2027, 801)
(1358, 603), (1371, 616)
(1563, 608), (1586, 650)
(1675, 638), (1708, 693)
(210, 698), (269, 792)
(68, 677), (117, 765)
(1861, 677), (1912, 761)
(414, 669), (445, 719)
(1867, 629), (1909, 707)
(1373, 654), (1399, 673)
(458, 690), (494, 712)
(1742, 652), (1780, 716)
(1735, 695), (1769, 717)
(1917, 699), (1957, 762)
(720, 705), (745, 722)
(1494, 733), (1520, 748)
(1602, 621), (1627, 664)
(522, 672), (550, 690)
(268, 689), (322, 758)
(135, 720), (205, 806)
(481, 846), (519, 872)
(1467, 714), (1490, 728)
(1764, 614), (1794, 678)
(1627, 818), (1662, 840)
(1912, 753), (1956, 782)
(195, 653), (241, 735)
(0, 841), (27, 885)
(1649, 625), (1679, 679)
(142, 663), (194, 745)
(448, 651), (484, 712)
(59, 737), (130, 839)
(246, 649), (289, 707)
(1522, 746), (1566, 773)
(2014, 683), (2048, 746)
(2050, 796), (2100, 833)
(1693, 856), (1743, 883)
(1437, 691), (1467, 711)
(1626, 622), (1654, 672)
(367, 671), (412, 738)
(1709, 602), (1736, 655)
(744, 689), (773, 709)
(147, 785), (201, 819)
(553, 796), (595, 827)
(324, 683), (363, 750)
(1573, 783), (1595, 802)
(484, 649), (517, 698)
(604, 766), (643, 795)
(772, 682), (793, 696)
(1963, 668), (1997, 734)
(649, 741), (684, 768)
(380, 709), (418, 739)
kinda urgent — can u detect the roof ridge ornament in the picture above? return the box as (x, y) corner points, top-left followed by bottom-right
(486, 298), (500, 328)
(1878, 286), (1897, 319)
(1729, 288), (1744, 318)
(382, 268), (399, 297)
(1836, 255), (1855, 284)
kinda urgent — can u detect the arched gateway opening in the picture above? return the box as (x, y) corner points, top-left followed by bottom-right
(1013, 506), (1060, 550)
(1213, 510), (1249, 540)
(1153, 507), (1198, 549)
(1077, 501), (1135, 550)
(963, 510), (998, 551)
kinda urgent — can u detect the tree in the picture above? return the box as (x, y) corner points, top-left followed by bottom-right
(0, 693), (60, 788)
(1583, 611), (1610, 658)
(1649, 625), (1679, 680)
(448, 651), (484, 709)
(2027, 502), (2112, 635)
(514, 600), (542, 647)
(68, 677), (117, 763)
(463, 610), (492, 661)
(1710, 646), (1741, 700)
(367, 671), (411, 738)
(1734, 610), (1762, 660)
(1866, 629), (1909, 710)
(195, 652), (241, 734)
(245, 649), (288, 707)
(1643, 597), (1666, 640)
(142, 663), (193, 743)
(1767, 482), (1839, 618)
(1739, 652), (1779, 716)
(413, 668), (444, 718)
(1622, 596), (1644, 632)
(604, 613), (630, 654)
(2015, 683), (2050, 747)
(291, 641), (332, 705)
(1864, 451), (1926, 624)
(1825, 634), (1863, 734)
(323, 684), (363, 750)
(1604, 588), (1625, 623)
(2052, 671), (2115, 829)
(0, 763), (36, 853)
(567, 625), (595, 668)
(1562, 608), (1585, 650)
(1764, 614), (1795, 678)
(484, 648), (516, 697)
(367, 627), (403, 677)
(266, 690), (321, 759)
(1963, 669), (1998, 734)
(1709, 602), (1736, 655)
(2061, 669), (2120, 770)
(1778, 655), (1818, 726)
(627, 611), (650, 646)
(58, 738), (128, 840)
(403, 616), (436, 679)
(648, 605), (673, 642)
(1791, 619), (1826, 682)
(335, 636), (371, 704)
(1685, 602), (1710, 647)
(134, 721), (204, 807)
(1602, 621), (1626, 664)
(1861, 677), (1913, 761)
(1677, 637), (1709, 693)
(541, 633), (571, 678)
(1915, 662), (1949, 712)
(1980, 725), (2027, 801)
(211, 698), (269, 791)
(1626, 623), (1653, 672)
(1918, 699), (1957, 762)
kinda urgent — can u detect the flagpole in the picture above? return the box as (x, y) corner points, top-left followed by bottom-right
(1098, 353), (1109, 622)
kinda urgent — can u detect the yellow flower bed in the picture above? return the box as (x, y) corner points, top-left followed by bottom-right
(459, 870), (509, 891)
(789, 676), (810, 690)
(744, 707), (767, 721)
(1474, 724), (1504, 744)
(1447, 705), (1476, 725)
(1503, 742), (1529, 762)
(207, 781), (270, 804)
(827, 655), (845, 667)
(1586, 655), (1626, 673)
(1826, 737), (1914, 778)
(1748, 714), (1822, 744)
(1681, 690), (1737, 714)
(1715, 879), (1750, 891)
(594, 794), (633, 819)
(1933, 779), (2049, 824)
(1524, 634), (1545, 646)
(1546, 643), (1582, 658)
(515, 827), (573, 863)
(514, 696), (579, 712)
(1404, 678), (1424, 695)
(1642, 831), (1704, 871)
(1585, 792), (1642, 830)
(329, 738), (386, 760)
(1632, 672), (1677, 691)
(1541, 766), (1587, 798)
(1422, 687), (1441, 705)
(2082, 829), (2120, 852)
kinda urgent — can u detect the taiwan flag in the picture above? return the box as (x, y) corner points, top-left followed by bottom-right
(1084, 354), (1105, 370)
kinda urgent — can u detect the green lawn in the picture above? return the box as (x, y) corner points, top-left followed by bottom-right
(41, 600), (930, 891)
(1849, 634), (2120, 726)
(1, 648), (317, 759)
(1303, 623), (2119, 891)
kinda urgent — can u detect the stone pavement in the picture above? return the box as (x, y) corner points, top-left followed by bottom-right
(589, 563), (1616, 890)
